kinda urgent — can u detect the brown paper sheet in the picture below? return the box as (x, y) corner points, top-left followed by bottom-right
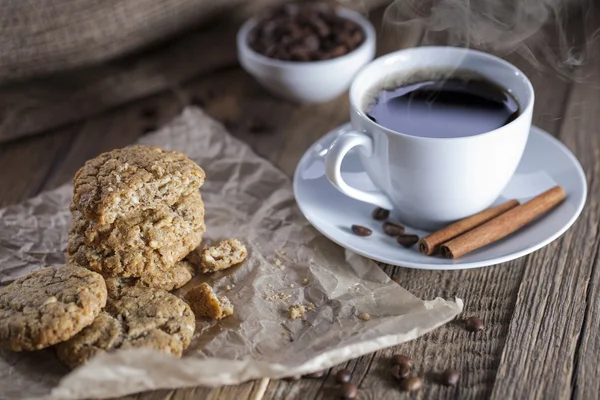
(0, 108), (462, 400)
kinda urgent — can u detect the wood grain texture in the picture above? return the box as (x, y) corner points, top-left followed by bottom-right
(0, 4), (597, 400)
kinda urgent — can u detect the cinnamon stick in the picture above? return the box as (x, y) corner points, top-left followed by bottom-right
(419, 199), (520, 255)
(440, 186), (566, 259)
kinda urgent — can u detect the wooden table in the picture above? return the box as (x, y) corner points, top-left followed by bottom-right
(1, 6), (599, 400)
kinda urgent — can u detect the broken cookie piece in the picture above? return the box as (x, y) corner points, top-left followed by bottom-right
(199, 239), (247, 273)
(185, 283), (233, 320)
(288, 304), (306, 320)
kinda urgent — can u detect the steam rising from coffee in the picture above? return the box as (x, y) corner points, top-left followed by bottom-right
(383, 0), (598, 78)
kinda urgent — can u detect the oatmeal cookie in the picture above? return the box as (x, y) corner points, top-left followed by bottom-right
(68, 192), (205, 277)
(184, 283), (233, 320)
(104, 260), (195, 292)
(199, 239), (247, 273)
(0, 265), (107, 351)
(56, 285), (195, 368)
(72, 146), (205, 225)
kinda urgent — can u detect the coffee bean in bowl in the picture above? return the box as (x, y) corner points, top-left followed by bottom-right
(237, 2), (375, 103)
(248, 3), (365, 62)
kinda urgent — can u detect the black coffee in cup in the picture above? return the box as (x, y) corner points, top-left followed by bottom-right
(365, 69), (520, 138)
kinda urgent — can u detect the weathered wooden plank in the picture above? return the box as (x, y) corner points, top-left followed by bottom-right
(489, 33), (600, 400)
(552, 35), (600, 400)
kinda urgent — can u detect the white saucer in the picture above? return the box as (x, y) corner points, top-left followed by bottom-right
(293, 123), (587, 270)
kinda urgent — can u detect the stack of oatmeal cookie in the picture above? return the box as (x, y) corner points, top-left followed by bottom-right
(67, 145), (207, 289)
(0, 145), (248, 369)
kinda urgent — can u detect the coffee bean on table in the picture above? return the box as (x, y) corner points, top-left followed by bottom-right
(465, 316), (484, 332)
(340, 382), (358, 399)
(391, 363), (411, 381)
(391, 354), (413, 367)
(383, 221), (405, 236)
(372, 207), (389, 220)
(400, 376), (422, 392)
(351, 225), (372, 236)
(304, 370), (326, 379)
(336, 368), (352, 383)
(397, 234), (419, 247)
(439, 369), (461, 387)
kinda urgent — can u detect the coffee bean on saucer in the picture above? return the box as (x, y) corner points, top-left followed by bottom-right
(439, 369), (460, 387)
(351, 225), (372, 236)
(372, 207), (389, 220)
(283, 375), (302, 382)
(304, 370), (326, 379)
(340, 382), (358, 399)
(397, 234), (419, 247)
(465, 316), (484, 332)
(391, 363), (411, 381)
(399, 376), (422, 392)
(336, 368), (352, 383)
(383, 221), (404, 236)
(391, 354), (413, 367)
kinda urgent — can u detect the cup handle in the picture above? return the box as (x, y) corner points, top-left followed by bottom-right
(325, 131), (394, 210)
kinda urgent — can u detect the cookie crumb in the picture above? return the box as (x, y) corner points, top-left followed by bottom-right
(200, 239), (247, 273)
(289, 284), (295, 288)
(274, 258), (285, 269)
(307, 302), (315, 311)
(301, 278), (310, 286)
(185, 283), (233, 320)
(289, 304), (306, 320)
(225, 285), (233, 291)
(280, 250), (287, 255)
(358, 313), (371, 321)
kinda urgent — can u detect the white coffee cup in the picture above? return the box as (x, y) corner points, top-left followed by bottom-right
(325, 46), (534, 230)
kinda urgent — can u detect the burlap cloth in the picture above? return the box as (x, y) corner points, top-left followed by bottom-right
(0, 0), (389, 143)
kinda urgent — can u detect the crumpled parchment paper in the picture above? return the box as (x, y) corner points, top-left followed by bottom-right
(0, 108), (462, 400)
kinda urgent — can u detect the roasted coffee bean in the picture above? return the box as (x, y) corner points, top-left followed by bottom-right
(440, 369), (460, 387)
(304, 370), (326, 379)
(391, 354), (413, 367)
(304, 35), (320, 52)
(372, 207), (389, 220)
(400, 376), (422, 392)
(391, 363), (411, 381)
(351, 225), (372, 237)
(397, 234), (419, 247)
(283, 375), (301, 382)
(465, 316), (484, 332)
(340, 382), (358, 399)
(383, 221), (405, 236)
(328, 45), (348, 58)
(336, 369), (352, 383)
(248, 3), (364, 62)
(391, 354), (412, 367)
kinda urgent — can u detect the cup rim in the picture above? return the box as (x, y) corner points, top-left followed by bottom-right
(236, 3), (376, 69)
(350, 46), (535, 141)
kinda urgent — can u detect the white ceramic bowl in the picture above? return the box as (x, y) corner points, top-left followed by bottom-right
(237, 6), (376, 104)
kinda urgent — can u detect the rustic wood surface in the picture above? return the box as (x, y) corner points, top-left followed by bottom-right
(0, 4), (598, 400)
